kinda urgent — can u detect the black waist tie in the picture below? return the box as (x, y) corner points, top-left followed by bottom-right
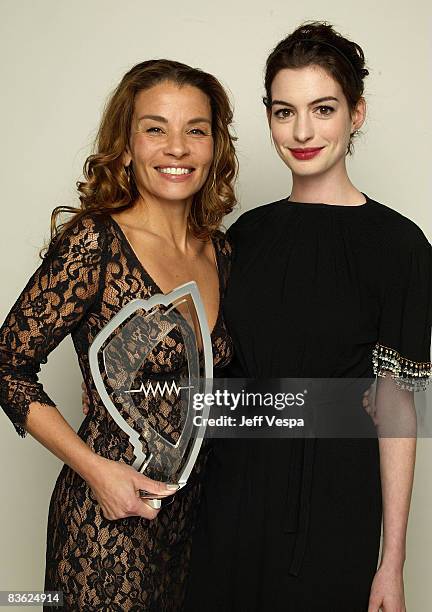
(283, 437), (317, 576)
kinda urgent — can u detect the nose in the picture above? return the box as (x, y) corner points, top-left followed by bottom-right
(292, 111), (314, 143)
(163, 129), (190, 158)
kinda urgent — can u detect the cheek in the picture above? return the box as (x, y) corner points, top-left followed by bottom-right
(322, 115), (351, 144)
(132, 138), (161, 165)
(270, 121), (290, 146)
(198, 141), (214, 167)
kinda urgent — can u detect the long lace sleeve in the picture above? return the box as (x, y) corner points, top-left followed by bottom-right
(0, 215), (106, 437)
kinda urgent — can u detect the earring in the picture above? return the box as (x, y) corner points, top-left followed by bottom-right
(125, 164), (132, 185)
(210, 168), (217, 191)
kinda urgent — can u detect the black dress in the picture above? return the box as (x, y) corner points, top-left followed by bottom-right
(0, 214), (233, 611)
(185, 193), (432, 612)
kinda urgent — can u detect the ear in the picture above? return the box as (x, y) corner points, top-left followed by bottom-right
(266, 107), (272, 129)
(351, 96), (366, 132)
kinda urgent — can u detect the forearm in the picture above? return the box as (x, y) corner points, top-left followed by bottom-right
(24, 400), (170, 521)
(24, 400), (103, 484)
(378, 436), (416, 569)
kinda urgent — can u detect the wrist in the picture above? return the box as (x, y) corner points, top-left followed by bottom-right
(380, 551), (406, 572)
(74, 450), (107, 486)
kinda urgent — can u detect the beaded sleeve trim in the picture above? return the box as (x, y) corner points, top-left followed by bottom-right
(372, 343), (431, 391)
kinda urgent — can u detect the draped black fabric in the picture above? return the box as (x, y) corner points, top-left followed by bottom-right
(185, 193), (431, 611)
(0, 214), (233, 611)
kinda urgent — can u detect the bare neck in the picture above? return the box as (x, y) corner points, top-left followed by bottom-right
(289, 163), (364, 205)
(118, 195), (196, 251)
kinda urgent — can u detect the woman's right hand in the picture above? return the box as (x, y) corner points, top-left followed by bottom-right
(86, 455), (178, 521)
(81, 382), (177, 519)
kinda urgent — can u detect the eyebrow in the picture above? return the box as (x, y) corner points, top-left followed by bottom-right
(137, 114), (212, 125)
(271, 96), (339, 107)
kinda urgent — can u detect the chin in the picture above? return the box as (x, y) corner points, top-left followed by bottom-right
(288, 164), (322, 176)
(156, 189), (199, 201)
(156, 192), (194, 201)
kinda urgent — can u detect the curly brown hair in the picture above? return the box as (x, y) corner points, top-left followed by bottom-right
(43, 59), (238, 258)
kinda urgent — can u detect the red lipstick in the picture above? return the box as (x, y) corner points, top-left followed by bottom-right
(289, 147), (324, 160)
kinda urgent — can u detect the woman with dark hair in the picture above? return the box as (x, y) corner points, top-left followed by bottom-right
(186, 21), (431, 611)
(0, 59), (237, 610)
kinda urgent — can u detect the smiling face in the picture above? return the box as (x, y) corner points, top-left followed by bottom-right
(124, 81), (214, 206)
(268, 65), (365, 178)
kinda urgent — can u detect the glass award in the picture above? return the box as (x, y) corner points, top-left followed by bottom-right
(88, 281), (213, 508)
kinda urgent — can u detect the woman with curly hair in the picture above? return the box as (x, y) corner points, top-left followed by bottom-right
(0, 59), (237, 610)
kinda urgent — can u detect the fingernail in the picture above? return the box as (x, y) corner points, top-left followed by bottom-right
(166, 484), (179, 490)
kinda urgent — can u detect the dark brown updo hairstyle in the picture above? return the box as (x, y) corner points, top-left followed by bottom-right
(264, 21), (369, 155)
(42, 59), (238, 258)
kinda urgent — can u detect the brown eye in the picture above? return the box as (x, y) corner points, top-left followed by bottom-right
(189, 128), (208, 136)
(316, 106), (335, 116)
(274, 108), (292, 119)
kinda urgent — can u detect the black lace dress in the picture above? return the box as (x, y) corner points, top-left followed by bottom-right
(0, 214), (233, 611)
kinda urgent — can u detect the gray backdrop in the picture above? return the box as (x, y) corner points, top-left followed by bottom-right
(0, 1), (430, 609)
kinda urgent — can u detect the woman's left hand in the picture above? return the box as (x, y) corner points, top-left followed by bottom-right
(368, 563), (406, 612)
(363, 382), (378, 425)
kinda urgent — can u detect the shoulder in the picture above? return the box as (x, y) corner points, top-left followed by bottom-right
(367, 197), (430, 253)
(211, 228), (232, 258)
(69, 211), (110, 241)
(226, 198), (287, 242)
(45, 211), (109, 263)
